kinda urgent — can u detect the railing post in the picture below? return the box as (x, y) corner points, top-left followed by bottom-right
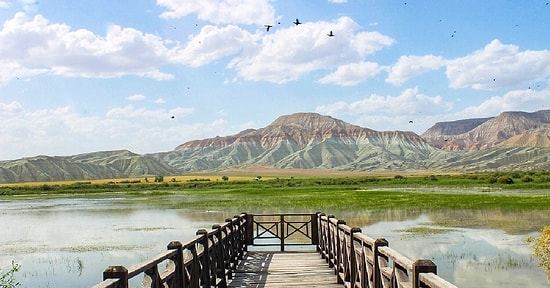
(311, 213), (319, 247)
(167, 241), (184, 288)
(413, 259), (437, 288)
(103, 266), (128, 288)
(212, 224), (228, 287)
(316, 213), (325, 253)
(225, 218), (236, 279)
(280, 215), (285, 251)
(327, 215), (335, 268)
(245, 213), (254, 246)
(236, 214), (247, 258)
(335, 219), (346, 284)
(196, 229), (210, 287)
(373, 238), (388, 288)
(187, 241), (200, 288)
(350, 227), (361, 286)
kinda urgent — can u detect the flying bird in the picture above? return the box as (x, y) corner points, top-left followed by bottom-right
(327, 30), (334, 37)
(293, 18), (302, 25)
(264, 25), (272, 32)
(409, 120), (414, 123)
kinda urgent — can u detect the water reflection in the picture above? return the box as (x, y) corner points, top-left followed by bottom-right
(362, 212), (548, 288)
(0, 198), (548, 287)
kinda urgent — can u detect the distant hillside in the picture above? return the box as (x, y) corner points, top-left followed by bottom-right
(2, 110), (550, 183)
(422, 110), (550, 151)
(0, 150), (181, 183)
(153, 113), (445, 172)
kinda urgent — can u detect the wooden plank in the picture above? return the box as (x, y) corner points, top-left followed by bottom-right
(229, 251), (342, 288)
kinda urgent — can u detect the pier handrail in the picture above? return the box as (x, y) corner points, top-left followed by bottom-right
(244, 213), (318, 251)
(317, 212), (458, 288)
(91, 213), (247, 288)
(91, 212), (458, 288)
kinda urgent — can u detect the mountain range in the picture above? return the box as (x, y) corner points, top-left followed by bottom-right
(1, 110), (550, 183)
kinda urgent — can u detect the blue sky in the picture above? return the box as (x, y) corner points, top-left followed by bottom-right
(1, 0), (550, 160)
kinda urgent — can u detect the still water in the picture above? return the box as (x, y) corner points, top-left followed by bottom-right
(0, 196), (548, 287)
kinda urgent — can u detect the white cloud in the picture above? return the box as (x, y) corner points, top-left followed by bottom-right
(329, 0), (347, 3)
(172, 24), (259, 67)
(0, 101), (23, 113)
(229, 16), (394, 83)
(315, 87), (455, 132)
(319, 61), (383, 86)
(126, 94), (146, 101)
(106, 105), (194, 121)
(386, 55), (445, 85)
(0, 13), (183, 83)
(315, 87), (452, 116)
(157, 0), (275, 25)
(0, 101), (204, 159)
(19, 0), (37, 13)
(316, 87), (550, 134)
(446, 39), (550, 90)
(0, 1), (11, 8)
(153, 98), (166, 104)
(456, 88), (550, 118)
(0, 13), (394, 86)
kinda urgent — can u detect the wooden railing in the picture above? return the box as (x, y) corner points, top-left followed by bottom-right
(317, 213), (458, 288)
(91, 212), (458, 288)
(244, 213), (318, 251)
(91, 214), (247, 288)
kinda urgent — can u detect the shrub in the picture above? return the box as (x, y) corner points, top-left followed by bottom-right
(426, 175), (438, 181)
(221, 175), (229, 181)
(527, 226), (550, 281)
(510, 171), (522, 179)
(497, 176), (514, 184)
(521, 175), (534, 182)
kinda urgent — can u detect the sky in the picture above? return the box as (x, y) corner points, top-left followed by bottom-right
(1, 0), (550, 160)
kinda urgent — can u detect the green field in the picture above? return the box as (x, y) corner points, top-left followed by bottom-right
(2, 171), (550, 212)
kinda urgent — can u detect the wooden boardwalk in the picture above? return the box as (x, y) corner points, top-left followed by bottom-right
(228, 251), (342, 287)
(92, 213), (458, 288)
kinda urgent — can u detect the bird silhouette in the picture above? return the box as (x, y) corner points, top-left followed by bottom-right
(327, 30), (334, 37)
(409, 120), (414, 123)
(293, 18), (302, 25)
(264, 25), (272, 32)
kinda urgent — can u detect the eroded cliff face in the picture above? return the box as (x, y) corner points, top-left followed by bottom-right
(500, 126), (550, 147)
(166, 112), (439, 172)
(422, 110), (550, 151)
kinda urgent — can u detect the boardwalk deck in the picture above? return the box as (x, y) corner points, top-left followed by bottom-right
(228, 251), (342, 288)
(92, 213), (458, 288)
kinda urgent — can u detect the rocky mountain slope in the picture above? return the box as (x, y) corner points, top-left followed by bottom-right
(422, 110), (550, 151)
(0, 150), (180, 182)
(1, 110), (550, 183)
(153, 113), (446, 172)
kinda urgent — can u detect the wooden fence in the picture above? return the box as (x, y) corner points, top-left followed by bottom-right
(91, 212), (458, 288)
(317, 213), (457, 288)
(91, 214), (247, 288)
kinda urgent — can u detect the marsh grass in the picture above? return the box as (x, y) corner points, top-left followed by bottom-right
(2, 172), (550, 212)
(396, 226), (457, 238)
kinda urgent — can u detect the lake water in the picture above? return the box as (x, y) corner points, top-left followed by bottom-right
(0, 196), (548, 287)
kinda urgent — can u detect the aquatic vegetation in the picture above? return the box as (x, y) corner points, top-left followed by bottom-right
(527, 226), (550, 281)
(396, 226), (456, 239)
(0, 260), (21, 288)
